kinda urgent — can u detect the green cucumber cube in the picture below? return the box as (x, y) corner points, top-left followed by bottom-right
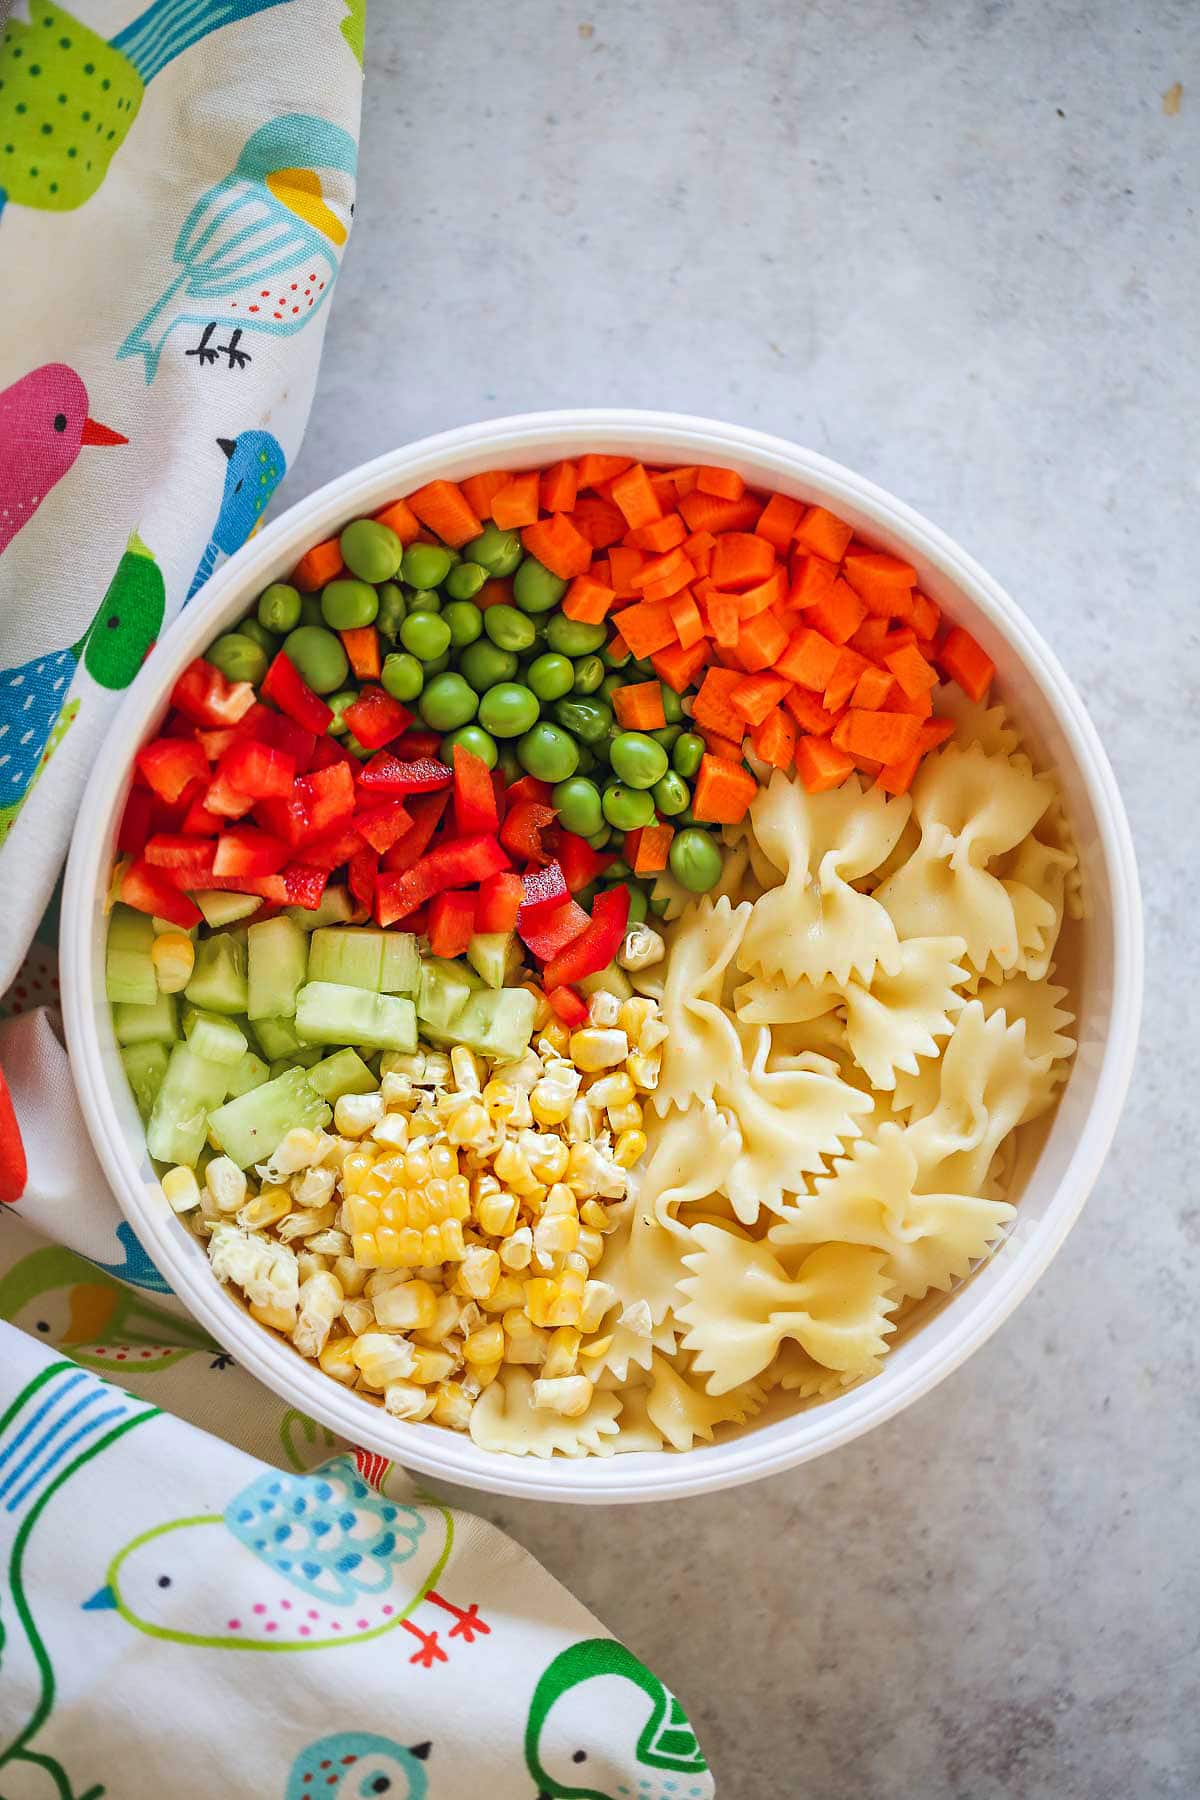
(207, 1067), (331, 1169)
(295, 981), (418, 1053)
(308, 1048), (379, 1102)
(194, 890), (263, 928)
(450, 988), (538, 1063)
(579, 962), (634, 1001)
(380, 933), (420, 995)
(248, 1014), (309, 1059)
(284, 886), (356, 931)
(184, 933), (248, 1015)
(417, 958), (476, 1033)
(247, 916), (308, 1021)
(224, 1050), (271, 1099)
(466, 931), (520, 991)
(113, 989), (178, 1046)
(307, 926), (384, 991)
(146, 1044), (230, 1166)
(106, 907), (157, 1006)
(182, 1008), (248, 1067)
(120, 1041), (169, 1120)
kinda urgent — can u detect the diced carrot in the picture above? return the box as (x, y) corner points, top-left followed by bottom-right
(612, 681), (667, 732)
(876, 747), (923, 796)
(607, 631), (630, 663)
(669, 590), (705, 649)
(710, 532), (775, 592)
(614, 601), (677, 659)
(610, 463), (662, 530)
(832, 710), (923, 762)
(851, 753), (884, 776)
(708, 590), (741, 648)
(884, 641), (938, 699)
(847, 617), (893, 663)
(691, 666), (746, 740)
(678, 490), (763, 534)
(697, 723), (744, 760)
(683, 530), (715, 577)
(842, 548), (918, 617)
(540, 460), (579, 513)
(651, 639), (710, 691)
(887, 683), (934, 718)
(521, 514), (594, 580)
(406, 479), (483, 547)
(737, 566), (787, 618)
(795, 734), (855, 793)
(372, 497), (421, 545)
(823, 646), (871, 712)
(650, 473), (680, 513)
(642, 566), (694, 605)
(490, 472), (541, 530)
(731, 672), (792, 728)
(627, 821), (674, 875)
(477, 578), (514, 610)
(693, 753), (758, 825)
(917, 716), (956, 753)
(908, 590), (941, 639)
(631, 546), (690, 593)
(794, 505), (853, 563)
(783, 686), (843, 736)
(570, 494), (629, 549)
(460, 469), (511, 521)
(939, 625), (995, 702)
(755, 492), (804, 552)
(562, 573), (616, 624)
(777, 627), (842, 693)
(731, 608), (789, 672)
(803, 578), (868, 646)
(751, 705), (796, 771)
(627, 512), (686, 553)
(339, 626), (381, 681)
(663, 465), (700, 496)
(591, 557), (611, 587)
(577, 454), (634, 488)
(850, 664), (895, 711)
(696, 465), (746, 501)
(608, 545), (647, 596)
(788, 552), (839, 611)
(292, 537), (343, 591)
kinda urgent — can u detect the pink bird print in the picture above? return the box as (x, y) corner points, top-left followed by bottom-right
(0, 363), (127, 557)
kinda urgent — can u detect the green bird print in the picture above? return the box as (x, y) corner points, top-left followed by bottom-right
(0, 1244), (215, 1373)
(526, 1640), (712, 1800)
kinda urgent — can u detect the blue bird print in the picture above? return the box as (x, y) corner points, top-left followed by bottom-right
(117, 113), (358, 383)
(88, 1220), (173, 1296)
(285, 1732), (431, 1800)
(187, 431), (286, 601)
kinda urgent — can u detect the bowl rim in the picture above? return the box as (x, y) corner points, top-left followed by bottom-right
(61, 408), (1143, 1504)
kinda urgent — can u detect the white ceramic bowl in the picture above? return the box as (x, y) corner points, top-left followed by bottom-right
(62, 410), (1142, 1504)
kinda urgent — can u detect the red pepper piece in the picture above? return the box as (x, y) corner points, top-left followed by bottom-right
(181, 798), (224, 836)
(375, 834), (511, 927)
(135, 737), (209, 804)
(279, 865), (329, 910)
(516, 860), (571, 921)
(202, 769), (255, 820)
(253, 793), (310, 849)
(119, 859), (203, 929)
(357, 752), (453, 798)
(293, 761), (356, 837)
(518, 895), (591, 964)
(258, 711), (318, 773)
(292, 823), (364, 871)
(474, 870), (524, 933)
(557, 830), (616, 894)
(342, 685), (414, 751)
(500, 799), (557, 866)
(308, 734), (355, 772)
(353, 799), (414, 855)
(142, 834), (218, 890)
(391, 729), (443, 760)
(212, 827), (290, 879)
(346, 846), (378, 912)
(542, 885), (630, 990)
(428, 890), (477, 958)
(117, 785), (154, 855)
(261, 651), (334, 734)
(546, 985), (589, 1027)
(216, 738), (296, 800)
(506, 775), (554, 807)
(170, 659), (257, 728)
(379, 789), (451, 871)
(452, 745), (499, 836)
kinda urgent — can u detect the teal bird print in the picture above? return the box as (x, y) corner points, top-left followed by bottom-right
(0, 1243), (212, 1371)
(285, 1732), (431, 1800)
(186, 431), (286, 601)
(117, 113), (357, 383)
(525, 1640), (712, 1800)
(0, 0), (298, 217)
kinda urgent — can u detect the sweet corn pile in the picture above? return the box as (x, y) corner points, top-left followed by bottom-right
(163, 992), (666, 1435)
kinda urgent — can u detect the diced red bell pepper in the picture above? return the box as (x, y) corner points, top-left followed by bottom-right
(500, 799), (557, 866)
(391, 729), (443, 760)
(181, 797), (224, 836)
(212, 827), (289, 879)
(120, 859), (202, 929)
(117, 785), (154, 856)
(452, 746), (499, 836)
(375, 834), (511, 927)
(261, 651), (334, 734)
(196, 727), (241, 763)
(428, 890), (477, 958)
(542, 885), (630, 990)
(216, 738), (296, 801)
(279, 865), (329, 910)
(294, 761), (356, 836)
(308, 734), (355, 771)
(518, 895), (591, 964)
(353, 799), (413, 855)
(380, 789), (451, 871)
(252, 794), (309, 848)
(506, 775), (553, 807)
(474, 869), (524, 933)
(491, 768), (508, 824)
(142, 834), (218, 890)
(358, 752), (453, 799)
(557, 830), (615, 894)
(516, 859), (571, 921)
(546, 985), (589, 1027)
(347, 845), (379, 912)
(292, 823), (364, 871)
(341, 685), (414, 752)
(135, 737), (209, 804)
(170, 659), (257, 728)
(203, 770), (255, 820)
(258, 710), (318, 772)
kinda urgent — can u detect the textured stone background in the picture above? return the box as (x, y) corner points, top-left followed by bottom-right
(293, 4), (1198, 1794)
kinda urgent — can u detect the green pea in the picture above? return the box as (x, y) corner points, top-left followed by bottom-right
(321, 578), (379, 631)
(478, 682), (541, 738)
(464, 522), (524, 577)
(660, 683), (685, 724)
(460, 640), (518, 691)
(401, 542), (454, 589)
(605, 858), (632, 882)
(399, 611), (452, 663)
(602, 784), (655, 831)
(443, 600), (484, 648)
(513, 557), (567, 613)
(676, 805), (697, 827)
(552, 776), (604, 837)
(423, 651), (451, 677)
(377, 581), (407, 641)
(257, 582), (301, 635)
(381, 652), (424, 702)
(281, 625), (348, 694)
(574, 743), (599, 776)
(517, 722), (580, 783)
(602, 639), (632, 670)
(672, 731), (705, 778)
(576, 881), (601, 911)
(625, 883), (649, 926)
(546, 614), (606, 658)
(298, 594), (326, 629)
(485, 604), (537, 654)
(419, 672), (479, 732)
(445, 560), (489, 600)
(631, 657), (657, 679)
(600, 672), (626, 705)
(343, 732), (372, 760)
(652, 770), (691, 816)
(669, 827), (724, 893)
(326, 689), (358, 736)
(649, 893), (670, 918)
(441, 724), (498, 769)
(528, 653), (575, 702)
(651, 724), (682, 752)
(572, 654), (605, 695)
(340, 517), (402, 584)
(610, 731), (669, 789)
(553, 697), (613, 745)
(206, 632), (268, 686)
(586, 827), (612, 851)
(497, 745), (522, 783)
(406, 587), (443, 614)
(237, 616), (278, 656)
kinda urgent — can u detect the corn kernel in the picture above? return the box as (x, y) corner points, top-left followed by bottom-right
(534, 1212), (580, 1264)
(499, 1227), (533, 1271)
(161, 1165), (201, 1214)
(576, 1225), (605, 1268)
(450, 1045), (482, 1093)
(331, 1255), (367, 1298)
(618, 997), (656, 1045)
(370, 1112), (409, 1151)
(527, 985), (553, 1030)
(237, 1186), (292, 1231)
(581, 1279), (618, 1334)
(589, 1072), (635, 1110)
(614, 1128), (648, 1169)
(248, 1296), (297, 1334)
(292, 1271), (343, 1359)
(293, 1165), (337, 1208)
(579, 1199), (615, 1233)
(372, 1278), (438, 1331)
(151, 931), (195, 993)
(306, 1228), (350, 1258)
(415, 1291), (461, 1345)
(530, 1081), (572, 1127)
(318, 1334), (359, 1384)
(431, 1380), (474, 1431)
(494, 1141), (537, 1194)
(477, 1189), (519, 1237)
(495, 1049), (541, 1092)
(410, 1345), (457, 1385)
(206, 1156), (247, 1214)
(384, 1380), (435, 1420)
(502, 1309), (548, 1364)
(524, 1277), (560, 1329)
(570, 1027), (629, 1072)
(260, 1128), (330, 1178)
(482, 1080), (523, 1125)
(479, 1274), (526, 1313)
(608, 1099), (643, 1133)
(459, 1245), (501, 1300)
(527, 1135), (569, 1183)
(380, 1070), (416, 1109)
(579, 1333), (614, 1360)
(341, 1296), (375, 1336)
(539, 1020), (570, 1055)
(532, 1375), (593, 1417)
(353, 1332), (416, 1389)
(587, 990), (620, 1027)
(543, 1326), (581, 1379)
(296, 1249), (330, 1284)
(463, 1320), (505, 1364)
(472, 1358), (502, 1389)
(335, 1092), (386, 1138)
(625, 1050), (661, 1092)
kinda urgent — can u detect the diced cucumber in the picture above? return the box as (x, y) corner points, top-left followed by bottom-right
(184, 933), (248, 1015)
(308, 926), (385, 991)
(284, 886), (356, 931)
(207, 1067), (331, 1169)
(450, 988), (538, 1063)
(579, 962), (634, 1002)
(466, 930), (521, 991)
(308, 1047), (379, 1102)
(152, 917), (198, 939)
(113, 990), (179, 1046)
(106, 907), (157, 1007)
(194, 890), (263, 928)
(248, 1014), (309, 1059)
(182, 1008), (248, 1067)
(295, 981), (418, 1053)
(247, 916), (308, 1021)
(417, 958), (475, 1033)
(120, 1041), (169, 1121)
(380, 932), (420, 995)
(224, 1050), (271, 1099)
(108, 906), (156, 954)
(146, 1044), (230, 1166)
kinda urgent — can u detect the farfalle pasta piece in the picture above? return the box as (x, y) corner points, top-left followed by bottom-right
(974, 968), (1075, 1120)
(998, 834), (1077, 981)
(737, 771), (911, 987)
(677, 1225), (897, 1393)
(840, 936), (970, 1090)
(766, 1339), (876, 1398)
(905, 1001), (1049, 1193)
(609, 1384), (666, 1454)
(735, 969), (842, 1026)
(769, 1124), (1016, 1302)
(639, 1103), (743, 1230)
(644, 1352), (768, 1450)
(934, 688), (1021, 757)
(468, 1367), (621, 1459)
(654, 896), (751, 1115)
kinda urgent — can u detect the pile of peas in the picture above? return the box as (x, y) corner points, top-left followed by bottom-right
(205, 512), (728, 917)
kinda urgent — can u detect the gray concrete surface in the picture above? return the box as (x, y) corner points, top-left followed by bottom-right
(291, 4), (1199, 1795)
